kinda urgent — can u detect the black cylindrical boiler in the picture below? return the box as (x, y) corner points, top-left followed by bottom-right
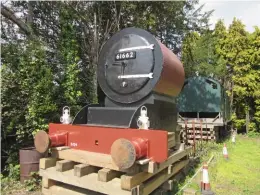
(97, 27), (184, 104)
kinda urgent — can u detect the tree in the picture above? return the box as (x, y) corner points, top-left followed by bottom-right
(0, 1), (213, 172)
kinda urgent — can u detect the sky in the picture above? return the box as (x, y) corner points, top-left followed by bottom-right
(197, 0), (260, 32)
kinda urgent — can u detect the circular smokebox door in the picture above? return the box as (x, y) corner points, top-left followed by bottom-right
(105, 34), (155, 94)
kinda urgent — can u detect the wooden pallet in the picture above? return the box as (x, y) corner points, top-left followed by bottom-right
(40, 146), (192, 195)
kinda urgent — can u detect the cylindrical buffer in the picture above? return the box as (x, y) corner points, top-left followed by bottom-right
(49, 132), (67, 147)
(34, 130), (67, 153)
(110, 138), (148, 170)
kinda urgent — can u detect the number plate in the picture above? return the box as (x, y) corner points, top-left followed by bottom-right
(115, 51), (136, 61)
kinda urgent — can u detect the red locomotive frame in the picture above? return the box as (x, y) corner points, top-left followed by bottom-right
(46, 123), (168, 163)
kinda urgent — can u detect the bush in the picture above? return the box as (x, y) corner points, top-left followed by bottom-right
(248, 131), (260, 138)
(7, 164), (20, 181)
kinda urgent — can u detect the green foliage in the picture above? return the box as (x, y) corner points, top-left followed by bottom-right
(1, 170), (41, 194)
(24, 172), (41, 191)
(6, 164), (20, 181)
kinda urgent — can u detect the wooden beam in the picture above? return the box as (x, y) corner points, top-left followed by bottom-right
(42, 177), (55, 189)
(74, 164), (99, 177)
(51, 148), (139, 174)
(40, 158), (57, 170)
(98, 168), (122, 182)
(56, 160), (76, 172)
(42, 183), (104, 195)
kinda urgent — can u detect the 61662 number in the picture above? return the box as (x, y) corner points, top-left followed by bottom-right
(115, 51), (136, 61)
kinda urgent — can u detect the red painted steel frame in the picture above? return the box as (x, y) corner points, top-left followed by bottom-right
(48, 123), (168, 163)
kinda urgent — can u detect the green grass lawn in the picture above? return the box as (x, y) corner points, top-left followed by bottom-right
(210, 135), (260, 195)
(181, 135), (260, 195)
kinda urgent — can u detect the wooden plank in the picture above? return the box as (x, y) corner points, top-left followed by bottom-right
(121, 147), (192, 190)
(40, 167), (131, 195)
(98, 168), (122, 182)
(74, 164), (99, 177)
(141, 160), (189, 195)
(146, 147), (192, 173)
(40, 158), (57, 170)
(56, 160), (76, 172)
(42, 183), (104, 195)
(51, 148), (140, 174)
(42, 177), (56, 188)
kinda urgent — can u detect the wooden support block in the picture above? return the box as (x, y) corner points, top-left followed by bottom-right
(40, 158), (57, 170)
(74, 164), (99, 177)
(121, 171), (154, 191)
(161, 180), (173, 191)
(42, 177), (56, 188)
(56, 160), (75, 172)
(167, 165), (173, 174)
(131, 184), (144, 195)
(147, 162), (158, 173)
(98, 168), (122, 182)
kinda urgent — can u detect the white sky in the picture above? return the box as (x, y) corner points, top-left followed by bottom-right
(198, 0), (260, 32)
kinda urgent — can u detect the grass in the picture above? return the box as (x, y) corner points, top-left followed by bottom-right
(210, 135), (260, 195)
(178, 135), (260, 195)
(1, 172), (42, 195)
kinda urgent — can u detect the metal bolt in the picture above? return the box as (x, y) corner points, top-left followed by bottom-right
(122, 81), (127, 87)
